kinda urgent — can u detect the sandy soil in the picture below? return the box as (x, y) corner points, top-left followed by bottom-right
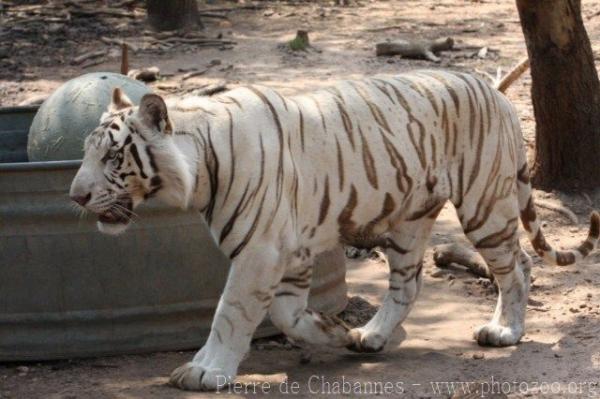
(2, 1), (600, 398)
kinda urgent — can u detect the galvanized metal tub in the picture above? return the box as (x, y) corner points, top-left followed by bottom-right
(0, 106), (348, 361)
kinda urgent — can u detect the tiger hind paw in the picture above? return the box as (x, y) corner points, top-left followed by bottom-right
(345, 328), (387, 353)
(474, 323), (522, 347)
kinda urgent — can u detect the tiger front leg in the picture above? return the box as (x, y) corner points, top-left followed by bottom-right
(169, 247), (284, 391)
(346, 248), (424, 353)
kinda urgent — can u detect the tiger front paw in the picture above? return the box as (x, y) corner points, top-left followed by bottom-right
(169, 362), (233, 391)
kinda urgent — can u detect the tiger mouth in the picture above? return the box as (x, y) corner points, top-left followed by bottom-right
(98, 199), (133, 225)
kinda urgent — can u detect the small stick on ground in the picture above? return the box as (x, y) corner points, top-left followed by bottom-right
(181, 69), (208, 80)
(433, 243), (493, 281)
(375, 37), (454, 62)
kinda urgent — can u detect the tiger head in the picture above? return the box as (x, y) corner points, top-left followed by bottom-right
(69, 88), (193, 235)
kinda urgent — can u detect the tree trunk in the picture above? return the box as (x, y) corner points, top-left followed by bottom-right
(516, 0), (600, 190)
(146, 0), (200, 31)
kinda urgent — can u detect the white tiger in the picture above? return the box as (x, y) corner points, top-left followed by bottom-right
(70, 70), (599, 391)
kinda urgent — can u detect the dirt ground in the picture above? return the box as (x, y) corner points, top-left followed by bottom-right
(3, 0), (600, 398)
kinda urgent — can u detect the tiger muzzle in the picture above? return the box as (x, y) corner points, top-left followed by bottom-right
(98, 197), (134, 225)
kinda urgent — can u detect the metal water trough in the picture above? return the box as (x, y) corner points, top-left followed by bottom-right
(0, 106), (348, 361)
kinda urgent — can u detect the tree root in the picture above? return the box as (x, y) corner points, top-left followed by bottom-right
(375, 37), (454, 62)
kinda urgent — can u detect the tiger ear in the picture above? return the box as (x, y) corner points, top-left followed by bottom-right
(109, 88), (134, 112)
(138, 93), (173, 135)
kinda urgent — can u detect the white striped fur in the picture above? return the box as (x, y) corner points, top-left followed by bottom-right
(70, 71), (599, 391)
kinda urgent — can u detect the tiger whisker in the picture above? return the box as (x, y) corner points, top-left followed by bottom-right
(91, 200), (114, 209)
(105, 206), (130, 221)
(69, 202), (88, 220)
(108, 203), (139, 221)
(111, 202), (139, 219)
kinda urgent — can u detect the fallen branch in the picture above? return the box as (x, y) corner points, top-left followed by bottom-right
(495, 56), (530, 93)
(364, 25), (408, 32)
(160, 37), (236, 45)
(433, 243), (493, 281)
(156, 82), (179, 91)
(375, 37), (454, 62)
(101, 37), (139, 53)
(198, 12), (228, 19)
(149, 30), (185, 40)
(197, 5), (267, 13)
(457, 45), (500, 53)
(81, 57), (106, 69)
(182, 69), (208, 80)
(150, 30), (210, 40)
(18, 95), (47, 106)
(69, 7), (135, 18)
(63, 0), (100, 6)
(4, 4), (46, 12)
(71, 50), (105, 65)
(113, 0), (139, 8)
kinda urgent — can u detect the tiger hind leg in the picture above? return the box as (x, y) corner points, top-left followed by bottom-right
(472, 247), (530, 346)
(346, 216), (438, 353)
(269, 264), (351, 348)
(459, 204), (531, 347)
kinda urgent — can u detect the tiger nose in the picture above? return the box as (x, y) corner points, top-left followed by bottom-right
(71, 192), (91, 206)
